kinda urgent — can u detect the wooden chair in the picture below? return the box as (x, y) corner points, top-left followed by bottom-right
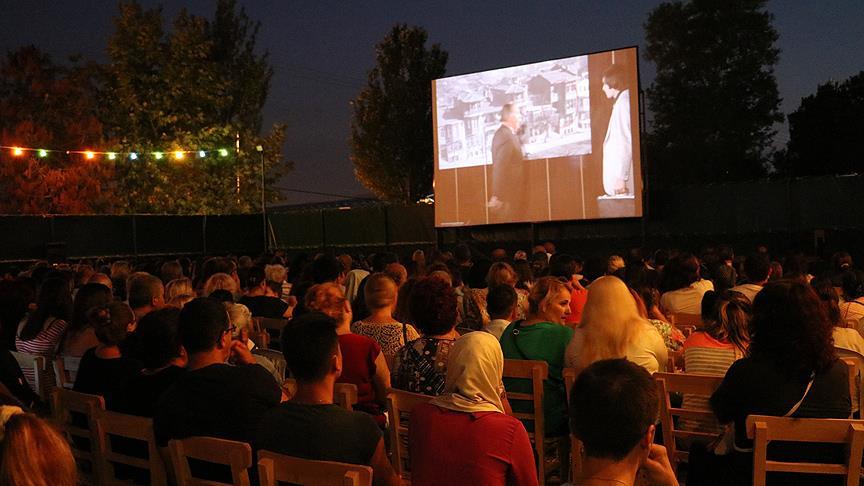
(746, 415), (864, 486)
(281, 379), (358, 411)
(257, 450), (372, 486)
(248, 318), (271, 350)
(54, 355), (82, 389)
(11, 350), (51, 399)
(256, 317), (290, 351)
(839, 353), (864, 416)
(654, 372), (725, 467)
(667, 349), (685, 373)
(51, 388), (106, 485)
(668, 312), (703, 332)
(93, 410), (167, 486)
(168, 436), (253, 486)
(386, 388), (434, 483)
(502, 359), (549, 486)
(562, 367), (584, 483)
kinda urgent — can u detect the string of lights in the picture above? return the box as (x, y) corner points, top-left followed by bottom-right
(0, 145), (232, 161)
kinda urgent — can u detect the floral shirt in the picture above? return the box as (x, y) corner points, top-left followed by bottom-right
(648, 318), (685, 351)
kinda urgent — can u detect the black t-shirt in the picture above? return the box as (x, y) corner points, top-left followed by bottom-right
(73, 348), (143, 407)
(255, 402), (381, 466)
(153, 363), (280, 446)
(238, 295), (289, 319)
(112, 365), (185, 417)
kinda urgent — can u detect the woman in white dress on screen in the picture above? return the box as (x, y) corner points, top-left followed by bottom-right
(601, 63), (633, 197)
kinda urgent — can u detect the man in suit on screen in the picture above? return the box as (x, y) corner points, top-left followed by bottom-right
(488, 103), (526, 223)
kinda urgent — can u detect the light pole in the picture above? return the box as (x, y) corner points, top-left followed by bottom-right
(256, 145), (267, 253)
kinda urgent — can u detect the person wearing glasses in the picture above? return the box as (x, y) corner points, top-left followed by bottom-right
(153, 298), (281, 450)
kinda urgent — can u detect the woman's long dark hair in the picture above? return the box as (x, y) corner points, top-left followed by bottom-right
(19, 277), (73, 341)
(69, 283), (113, 333)
(749, 280), (836, 379)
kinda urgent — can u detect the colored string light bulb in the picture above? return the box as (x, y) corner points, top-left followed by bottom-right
(107, 152), (117, 160)
(38, 149), (48, 157)
(129, 152), (138, 160)
(199, 150), (206, 158)
(85, 151), (95, 159)
(154, 152), (164, 160)
(12, 147), (23, 156)
(218, 148), (229, 157)
(174, 150), (185, 160)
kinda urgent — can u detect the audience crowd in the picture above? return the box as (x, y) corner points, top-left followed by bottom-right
(0, 242), (862, 485)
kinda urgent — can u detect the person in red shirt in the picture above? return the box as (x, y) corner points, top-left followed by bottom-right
(549, 254), (588, 326)
(409, 331), (538, 486)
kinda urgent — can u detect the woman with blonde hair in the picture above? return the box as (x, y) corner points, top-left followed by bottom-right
(202, 272), (239, 300)
(499, 276), (575, 438)
(165, 277), (194, 302)
(463, 262), (528, 330)
(351, 273), (419, 366)
(565, 276), (667, 374)
(0, 408), (77, 486)
(306, 283), (390, 426)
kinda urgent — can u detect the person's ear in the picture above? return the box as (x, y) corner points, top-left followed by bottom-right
(641, 424), (656, 457)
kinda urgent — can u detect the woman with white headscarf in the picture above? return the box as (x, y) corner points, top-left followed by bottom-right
(408, 332), (538, 486)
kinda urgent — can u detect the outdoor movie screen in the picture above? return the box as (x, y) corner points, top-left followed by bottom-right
(433, 47), (642, 227)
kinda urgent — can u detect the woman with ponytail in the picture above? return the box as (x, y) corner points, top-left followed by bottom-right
(72, 302), (142, 406)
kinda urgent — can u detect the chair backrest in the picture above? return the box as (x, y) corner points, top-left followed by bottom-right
(257, 450), (372, 486)
(168, 436), (252, 486)
(654, 372), (724, 467)
(746, 415), (864, 486)
(252, 347), (287, 382)
(280, 379), (358, 412)
(562, 367), (583, 483)
(386, 388), (434, 482)
(11, 350), (51, 399)
(256, 317), (289, 351)
(94, 410), (167, 486)
(667, 349), (685, 373)
(50, 388), (106, 485)
(838, 353), (864, 415)
(54, 355), (82, 390)
(669, 313), (702, 331)
(502, 359), (549, 486)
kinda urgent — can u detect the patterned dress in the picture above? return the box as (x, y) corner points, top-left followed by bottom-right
(392, 338), (457, 396)
(350, 320), (420, 364)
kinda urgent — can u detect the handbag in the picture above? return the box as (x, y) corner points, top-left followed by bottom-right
(712, 372), (816, 456)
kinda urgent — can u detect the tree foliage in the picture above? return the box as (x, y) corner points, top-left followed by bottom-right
(781, 71), (864, 177)
(99, 0), (287, 214)
(350, 24), (447, 203)
(644, 0), (783, 183)
(0, 47), (116, 214)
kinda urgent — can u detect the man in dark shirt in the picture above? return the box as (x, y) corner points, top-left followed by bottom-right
(238, 266), (293, 319)
(255, 313), (398, 486)
(153, 298), (281, 447)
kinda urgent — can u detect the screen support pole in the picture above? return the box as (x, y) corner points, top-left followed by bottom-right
(545, 158), (552, 220)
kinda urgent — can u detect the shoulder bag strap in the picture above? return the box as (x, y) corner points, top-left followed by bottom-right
(784, 372), (816, 417)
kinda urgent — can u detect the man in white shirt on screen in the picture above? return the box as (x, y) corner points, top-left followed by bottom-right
(488, 103), (526, 222)
(601, 64), (634, 197)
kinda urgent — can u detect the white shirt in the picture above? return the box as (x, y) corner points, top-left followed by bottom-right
(729, 283), (763, 303)
(485, 319), (510, 341)
(660, 279), (714, 315)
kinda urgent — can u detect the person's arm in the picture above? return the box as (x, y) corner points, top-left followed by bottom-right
(507, 421), (539, 486)
(710, 361), (742, 425)
(281, 296), (297, 319)
(640, 444), (679, 486)
(369, 437), (399, 486)
(372, 351), (391, 408)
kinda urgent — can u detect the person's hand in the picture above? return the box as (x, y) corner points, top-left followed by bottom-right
(229, 339), (257, 366)
(641, 444), (679, 486)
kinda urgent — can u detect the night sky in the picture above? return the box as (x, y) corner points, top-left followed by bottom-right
(1, 0), (862, 205)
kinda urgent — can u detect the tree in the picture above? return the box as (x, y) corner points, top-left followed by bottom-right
(781, 71), (864, 177)
(350, 24), (447, 203)
(0, 47), (116, 214)
(99, 0), (287, 214)
(644, 0), (783, 183)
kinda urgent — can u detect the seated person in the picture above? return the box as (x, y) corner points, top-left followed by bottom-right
(238, 266), (293, 319)
(392, 277), (460, 396)
(570, 358), (678, 486)
(113, 307), (186, 417)
(305, 283), (389, 427)
(73, 302), (142, 407)
(659, 253), (714, 315)
(254, 313), (398, 486)
(60, 282), (113, 357)
(486, 284), (517, 340)
(410, 332), (537, 486)
(352, 273), (419, 367)
(154, 298), (280, 447)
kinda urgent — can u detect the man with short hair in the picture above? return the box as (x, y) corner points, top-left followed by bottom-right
(127, 273), (165, 320)
(154, 298), (280, 446)
(489, 103), (526, 222)
(730, 253), (771, 303)
(570, 359), (678, 486)
(486, 285), (517, 340)
(255, 313), (398, 486)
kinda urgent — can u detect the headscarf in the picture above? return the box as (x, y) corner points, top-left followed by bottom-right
(430, 331), (505, 414)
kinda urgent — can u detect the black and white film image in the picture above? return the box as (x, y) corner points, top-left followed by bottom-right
(435, 55), (591, 170)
